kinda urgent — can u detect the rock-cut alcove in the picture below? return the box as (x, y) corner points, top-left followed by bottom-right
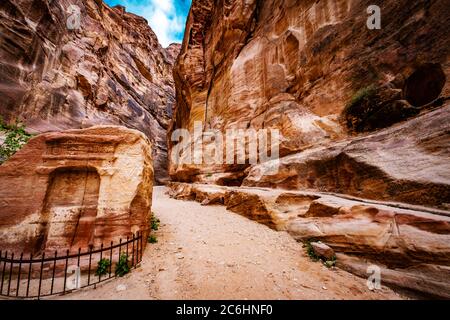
(34, 167), (100, 255)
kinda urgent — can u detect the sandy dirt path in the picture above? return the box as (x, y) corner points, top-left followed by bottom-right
(60, 186), (404, 300)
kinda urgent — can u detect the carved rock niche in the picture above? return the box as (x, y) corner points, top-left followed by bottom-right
(0, 126), (154, 256)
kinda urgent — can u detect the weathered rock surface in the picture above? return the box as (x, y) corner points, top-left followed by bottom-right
(0, 0), (180, 183)
(169, 0), (450, 191)
(167, 2), (450, 298)
(244, 105), (450, 210)
(0, 126), (153, 256)
(167, 182), (450, 298)
(310, 242), (336, 261)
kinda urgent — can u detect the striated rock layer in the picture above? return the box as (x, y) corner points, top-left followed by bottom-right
(0, 0), (180, 183)
(169, 0), (450, 199)
(168, 0), (450, 297)
(0, 126), (153, 256)
(244, 105), (450, 210)
(168, 182), (450, 298)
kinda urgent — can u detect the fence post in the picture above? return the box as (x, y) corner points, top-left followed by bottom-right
(99, 243), (103, 282)
(126, 236), (129, 259)
(139, 232), (142, 262)
(109, 241), (113, 278)
(132, 234), (135, 267)
(26, 253), (32, 298)
(136, 233), (139, 265)
(0, 251), (6, 295)
(37, 252), (45, 299)
(87, 246), (93, 285)
(77, 248), (81, 267)
(63, 249), (69, 294)
(119, 238), (122, 260)
(7, 252), (14, 296)
(50, 251), (57, 295)
(16, 253), (23, 297)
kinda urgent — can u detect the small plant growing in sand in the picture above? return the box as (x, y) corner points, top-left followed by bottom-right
(115, 254), (130, 277)
(150, 215), (160, 231)
(324, 257), (337, 268)
(148, 235), (158, 244)
(95, 258), (111, 276)
(303, 239), (337, 268)
(304, 239), (320, 262)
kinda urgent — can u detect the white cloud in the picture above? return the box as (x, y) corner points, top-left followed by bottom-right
(110, 0), (186, 47)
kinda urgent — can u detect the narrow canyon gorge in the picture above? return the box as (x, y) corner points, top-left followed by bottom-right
(0, 0), (179, 183)
(0, 0), (449, 300)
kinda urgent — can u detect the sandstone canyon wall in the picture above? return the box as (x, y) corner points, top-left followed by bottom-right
(169, 0), (450, 208)
(168, 0), (450, 297)
(0, 0), (180, 183)
(168, 182), (450, 298)
(0, 126), (153, 255)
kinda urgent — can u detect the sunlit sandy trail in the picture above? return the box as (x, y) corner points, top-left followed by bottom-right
(61, 187), (403, 300)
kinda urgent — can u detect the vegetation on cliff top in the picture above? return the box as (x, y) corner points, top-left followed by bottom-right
(0, 117), (32, 164)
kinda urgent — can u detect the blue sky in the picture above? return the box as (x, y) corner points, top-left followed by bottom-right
(104, 0), (191, 47)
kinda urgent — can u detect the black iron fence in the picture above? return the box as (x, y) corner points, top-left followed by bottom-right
(0, 232), (144, 299)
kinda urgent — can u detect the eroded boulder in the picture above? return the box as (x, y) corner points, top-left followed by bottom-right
(0, 126), (153, 256)
(244, 105), (450, 210)
(310, 242), (336, 261)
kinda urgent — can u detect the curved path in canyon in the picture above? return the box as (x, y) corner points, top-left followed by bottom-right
(61, 187), (404, 300)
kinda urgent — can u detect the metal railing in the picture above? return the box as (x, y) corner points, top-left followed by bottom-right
(0, 232), (144, 299)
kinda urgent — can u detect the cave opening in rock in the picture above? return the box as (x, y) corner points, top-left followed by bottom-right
(285, 33), (300, 76)
(404, 63), (446, 107)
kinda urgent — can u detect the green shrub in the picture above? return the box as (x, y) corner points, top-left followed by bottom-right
(303, 239), (320, 262)
(347, 85), (377, 110)
(303, 239), (336, 268)
(95, 258), (111, 276)
(324, 258), (336, 268)
(0, 117), (32, 164)
(148, 235), (158, 244)
(303, 239), (337, 268)
(342, 85), (378, 132)
(115, 254), (130, 277)
(0, 116), (6, 131)
(150, 215), (160, 231)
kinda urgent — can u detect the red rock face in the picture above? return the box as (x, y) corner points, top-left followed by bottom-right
(244, 106), (450, 210)
(167, 1), (450, 297)
(0, 0), (180, 183)
(0, 126), (153, 256)
(169, 0), (450, 197)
